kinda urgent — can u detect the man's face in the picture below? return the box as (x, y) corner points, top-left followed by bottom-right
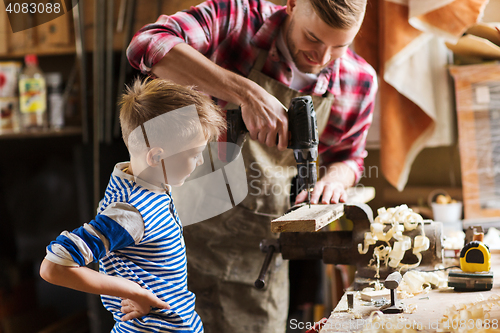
(285, 0), (361, 74)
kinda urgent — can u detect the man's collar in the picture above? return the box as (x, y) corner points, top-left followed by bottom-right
(250, 6), (343, 96)
(251, 8), (288, 50)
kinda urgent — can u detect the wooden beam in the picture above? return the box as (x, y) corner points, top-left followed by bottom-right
(271, 204), (344, 233)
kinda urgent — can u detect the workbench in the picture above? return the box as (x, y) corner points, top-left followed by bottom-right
(321, 252), (500, 332)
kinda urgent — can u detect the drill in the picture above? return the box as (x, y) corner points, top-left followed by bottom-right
(220, 96), (319, 206)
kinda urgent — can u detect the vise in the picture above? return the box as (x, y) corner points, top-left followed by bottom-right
(256, 203), (443, 290)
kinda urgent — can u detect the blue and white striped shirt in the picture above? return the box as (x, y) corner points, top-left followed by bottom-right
(45, 162), (203, 333)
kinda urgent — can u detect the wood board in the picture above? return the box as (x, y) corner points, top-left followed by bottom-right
(271, 204), (344, 233)
(449, 64), (500, 219)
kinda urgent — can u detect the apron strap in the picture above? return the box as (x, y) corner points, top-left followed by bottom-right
(253, 49), (268, 73)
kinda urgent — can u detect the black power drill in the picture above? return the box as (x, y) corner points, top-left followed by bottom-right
(220, 96), (319, 206)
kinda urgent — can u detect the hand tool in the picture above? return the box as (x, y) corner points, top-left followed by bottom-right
(255, 203), (444, 289)
(380, 271), (404, 314)
(220, 96), (319, 206)
(448, 229), (493, 291)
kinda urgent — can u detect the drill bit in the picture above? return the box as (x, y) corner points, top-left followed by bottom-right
(307, 178), (311, 208)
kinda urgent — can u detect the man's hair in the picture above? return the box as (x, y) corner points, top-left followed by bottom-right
(119, 78), (225, 153)
(308, 0), (367, 29)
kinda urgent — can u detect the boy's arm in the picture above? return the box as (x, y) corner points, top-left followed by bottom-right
(39, 259), (169, 320)
(40, 202), (168, 321)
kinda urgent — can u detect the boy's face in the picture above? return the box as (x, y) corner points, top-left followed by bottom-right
(161, 134), (208, 187)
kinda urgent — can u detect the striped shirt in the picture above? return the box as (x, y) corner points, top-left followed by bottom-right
(45, 162), (203, 333)
(126, 0), (378, 181)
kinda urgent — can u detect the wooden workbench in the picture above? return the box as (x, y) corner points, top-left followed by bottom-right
(321, 254), (500, 332)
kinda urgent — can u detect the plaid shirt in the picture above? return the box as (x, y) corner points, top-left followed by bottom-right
(127, 0), (377, 181)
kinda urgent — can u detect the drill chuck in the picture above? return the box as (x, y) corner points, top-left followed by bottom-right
(296, 162), (317, 193)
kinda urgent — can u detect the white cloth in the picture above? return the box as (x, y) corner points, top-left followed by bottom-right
(383, 0), (458, 190)
(276, 28), (318, 91)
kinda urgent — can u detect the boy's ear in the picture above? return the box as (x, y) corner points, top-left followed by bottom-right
(146, 147), (164, 167)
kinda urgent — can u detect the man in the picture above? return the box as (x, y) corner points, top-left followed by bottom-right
(127, 0), (377, 331)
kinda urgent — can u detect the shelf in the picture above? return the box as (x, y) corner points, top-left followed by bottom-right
(0, 46), (77, 59)
(0, 126), (82, 139)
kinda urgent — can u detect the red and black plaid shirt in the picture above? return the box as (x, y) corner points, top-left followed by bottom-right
(127, 0), (377, 181)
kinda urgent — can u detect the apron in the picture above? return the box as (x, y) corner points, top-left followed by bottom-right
(182, 49), (335, 333)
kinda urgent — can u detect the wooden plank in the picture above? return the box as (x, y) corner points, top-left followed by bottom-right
(271, 204), (344, 233)
(0, 0), (8, 54)
(449, 64), (500, 219)
(37, 11), (73, 47)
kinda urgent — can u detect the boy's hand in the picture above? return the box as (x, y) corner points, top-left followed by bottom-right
(120, 290), (170, 321)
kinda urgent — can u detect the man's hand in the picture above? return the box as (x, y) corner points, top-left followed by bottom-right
(240, 84), (289, 151)
(295, 179), (348, 205)
(152, 44), (289, 150)
(121, 289), (170, 321)
(295, 162), (356, 205)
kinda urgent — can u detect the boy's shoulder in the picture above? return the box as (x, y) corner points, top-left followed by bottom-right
(97, 162), (136, 212)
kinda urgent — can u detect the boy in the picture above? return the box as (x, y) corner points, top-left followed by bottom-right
(40, 78), (226, 332)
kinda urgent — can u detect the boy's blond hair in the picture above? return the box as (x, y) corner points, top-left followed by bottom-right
(119, 78), (225, 154)
(308, 0), (366, 29)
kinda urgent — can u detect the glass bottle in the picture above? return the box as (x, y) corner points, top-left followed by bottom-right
(18, 54), (47, 130)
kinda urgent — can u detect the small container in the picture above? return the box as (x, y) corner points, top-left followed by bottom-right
(431, 201), (463, 223)
(46, 72), (64, 130)
(0, 97), (19, 132)
(18, 54), (47, 130)
(0, 62), (22, 97)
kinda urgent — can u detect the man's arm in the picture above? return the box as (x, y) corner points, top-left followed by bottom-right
(153, 43), (289, 150)
(127, 0), (288, 149)
(39, 260), (169, 321)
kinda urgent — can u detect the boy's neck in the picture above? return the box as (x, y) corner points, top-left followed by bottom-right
(123, 165), (134, 176)
(124, 162), (170, 192)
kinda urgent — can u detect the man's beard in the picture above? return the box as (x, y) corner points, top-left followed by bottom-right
(285, 18), (325, 75)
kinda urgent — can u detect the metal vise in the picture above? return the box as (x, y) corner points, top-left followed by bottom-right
(256, 203), (443, 290)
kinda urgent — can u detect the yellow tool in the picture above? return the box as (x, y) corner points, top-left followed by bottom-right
(459, 240), (491, 273)
(448, 235), (493, 291)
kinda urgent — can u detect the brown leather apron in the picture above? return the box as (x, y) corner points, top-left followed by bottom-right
(182, 49), (334, 333)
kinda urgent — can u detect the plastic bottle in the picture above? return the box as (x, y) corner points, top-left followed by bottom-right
(18, 54), (47, 130)
(46, 72), (64, 130)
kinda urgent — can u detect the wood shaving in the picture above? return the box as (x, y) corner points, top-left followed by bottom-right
(397, 270), (448, 297)
(358, 205), (430, 270)
(437, 294), (500, 333)
(405, 303), (418, 314)
(359, 311), (420, 333)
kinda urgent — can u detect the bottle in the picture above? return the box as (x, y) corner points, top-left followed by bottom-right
(46, 72), (64, 130)
(18, 54), (47, 130)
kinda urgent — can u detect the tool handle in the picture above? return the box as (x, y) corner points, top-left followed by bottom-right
(287, 96), (318, 152)
(218, 108), (247, 162)
(384, 271), (402, 289)
(255, 245), (276, 289)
